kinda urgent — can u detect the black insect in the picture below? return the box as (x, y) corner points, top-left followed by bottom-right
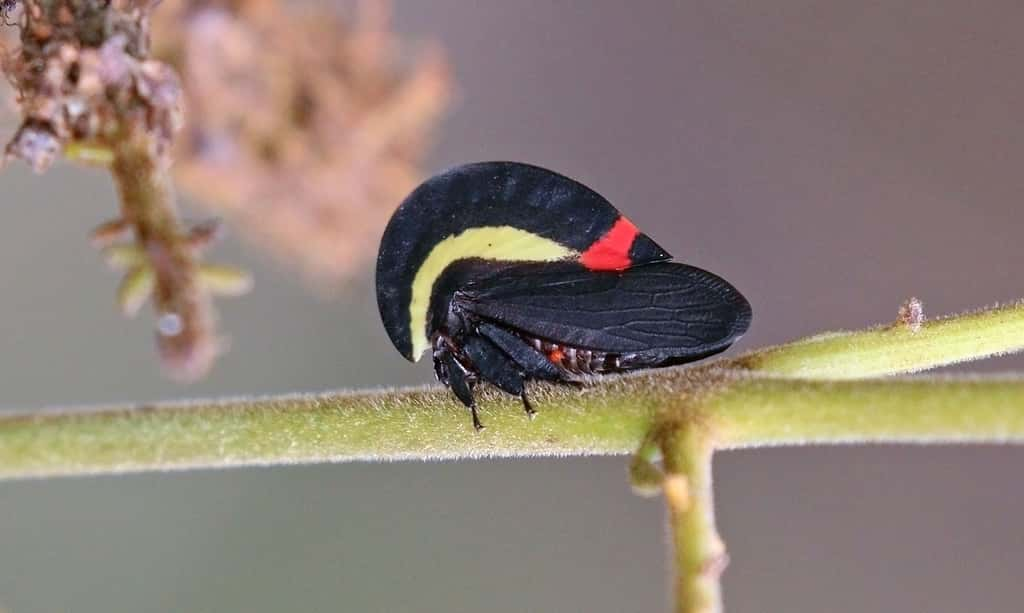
(376, 162), (751, 430)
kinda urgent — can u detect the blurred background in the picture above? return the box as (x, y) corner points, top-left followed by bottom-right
(2, 1), (1024, 611)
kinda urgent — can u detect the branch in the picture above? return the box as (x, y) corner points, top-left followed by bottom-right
(711, 375), (1024, 449)
(662, 428), (725, 613)
(110, 130), (219, 381)
(1, 372), (1023, 480)
(0, 384), (655, 479)
(1, 300), (1024, 480)
(729, 299), (1024, 378)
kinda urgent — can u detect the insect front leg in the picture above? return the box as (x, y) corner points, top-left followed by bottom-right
(432, 340), (450, 384)
(434, 335), (485, 431)
(462, 333), (538, 419)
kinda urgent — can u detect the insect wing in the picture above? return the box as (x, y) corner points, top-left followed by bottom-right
(454, 262), (751, 360)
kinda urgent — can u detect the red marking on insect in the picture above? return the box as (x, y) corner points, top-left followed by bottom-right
(579, 216), (639, 271)
(547, 348), (565, 365)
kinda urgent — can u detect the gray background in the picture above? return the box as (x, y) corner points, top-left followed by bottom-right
(2, 1), (1024, 611)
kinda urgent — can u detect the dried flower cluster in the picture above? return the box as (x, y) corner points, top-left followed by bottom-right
(0, 0), (450, 381)
(151, 0), (451, 283)
(2, 0), (249, 381)
(4, 0), (180, 170)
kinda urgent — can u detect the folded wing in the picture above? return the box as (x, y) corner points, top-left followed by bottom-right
(454, 262), (751, 361)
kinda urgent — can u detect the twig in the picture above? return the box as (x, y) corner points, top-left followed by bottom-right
(2, 372), (1023, 480)
(728, 299), (1024, 378)
(712, 375), (1024, 448)
(111, 128), (218, 380)
(0, 300), (1022, 478)
(662, 427), (725, 613)
(0, 382), (655, 479)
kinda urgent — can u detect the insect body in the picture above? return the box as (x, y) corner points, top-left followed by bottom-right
(376, 162), (751, 430)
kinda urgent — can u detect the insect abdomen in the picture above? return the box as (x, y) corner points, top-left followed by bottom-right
(527, 336), (623, 376)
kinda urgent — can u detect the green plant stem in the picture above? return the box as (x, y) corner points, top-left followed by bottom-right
(730, 300), (1024, 378)
(3, 374), (1024, 480)
(2, 300), (1018, 480)
(662, 428), (724, 613)
(0, 384), (658, 479)
(712, 375), (1024, 449)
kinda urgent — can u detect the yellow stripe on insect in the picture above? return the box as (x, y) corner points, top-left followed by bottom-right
(409, 226), (575, 360)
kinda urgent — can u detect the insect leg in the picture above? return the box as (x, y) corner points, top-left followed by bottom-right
(438, 345), (484, 431)
(462, 334), (536, 419)
(520, 391), (537, 419)
(476, 322), (565, 382)
(433, 351), (449, 384)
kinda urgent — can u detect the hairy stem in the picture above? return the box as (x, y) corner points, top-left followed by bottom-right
(2, 298), (1024, 480)
(0, 384), (658, 479)
(712, 375), (1024, 448)
(730, 300), (1024, 378)
(2, 373), (1024, 480)
(662, 428), (725, 613)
